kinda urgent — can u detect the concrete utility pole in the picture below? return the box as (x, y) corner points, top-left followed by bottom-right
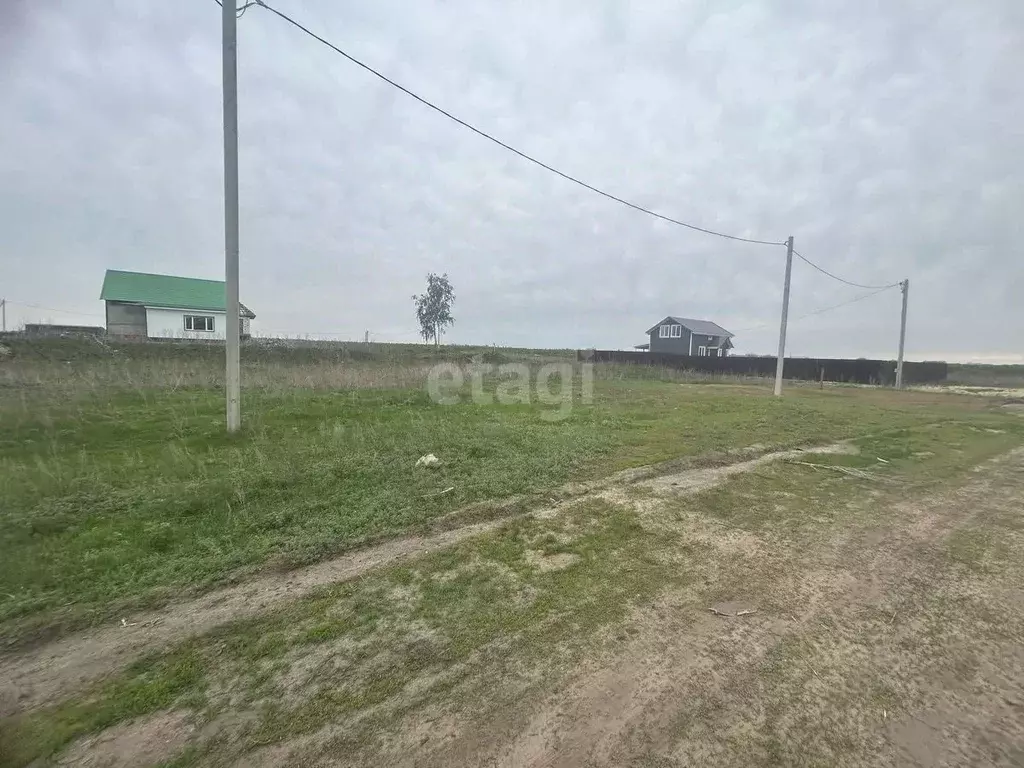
(895, 278), (910, 389)
(1, 298), (6, 333)
(773, 236), (795, 397)
(223, 0), (241, 433)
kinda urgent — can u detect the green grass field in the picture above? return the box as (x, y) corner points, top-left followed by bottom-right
(2, 338), (1024, 767)
(3, 409), (1022, 767)
(0, 338), (1006, 645)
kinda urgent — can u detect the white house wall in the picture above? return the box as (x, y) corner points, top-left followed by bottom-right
(145, 307), (227, 340)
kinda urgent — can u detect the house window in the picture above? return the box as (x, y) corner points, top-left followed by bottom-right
(184, 315), (215, 332)
(697, 345), (707, 356)
(659, 324), (682, 339)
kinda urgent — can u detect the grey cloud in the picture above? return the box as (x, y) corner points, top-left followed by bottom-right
(1, 0), (1021, 360)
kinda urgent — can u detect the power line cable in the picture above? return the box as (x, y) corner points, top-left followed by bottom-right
(796, 284), (896, 318)
(214, 0), (906, 301)
(732, 283), (897, 333)
(793, 249), (899, 290)
(5, 300), (105, 318)
(239, 0), (785, 247)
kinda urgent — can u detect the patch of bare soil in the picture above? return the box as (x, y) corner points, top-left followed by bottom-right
(639, 441), (857, 495)
(398, 448), (1024, 768)
(0, 442), (852, 719)
(56, 710), (194, 768)
(524, 550), (580, 572)
(492, 598), (725, 768)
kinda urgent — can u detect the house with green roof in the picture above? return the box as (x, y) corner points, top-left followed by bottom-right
(100, 270), (256, 340)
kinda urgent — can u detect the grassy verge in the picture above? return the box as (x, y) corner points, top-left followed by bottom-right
(682, 418), (1024, 533)
(0, 367), (1005, 642)
(3, 416), (1021, 767)
(0, 499), (689, 766)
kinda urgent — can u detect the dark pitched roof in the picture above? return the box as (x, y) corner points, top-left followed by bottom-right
(100, 270), (256, 318)
(646, 316), (733, 337)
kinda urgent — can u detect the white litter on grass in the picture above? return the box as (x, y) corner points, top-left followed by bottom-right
(424, 486), (455, 498)
(416, 454), (441, 468)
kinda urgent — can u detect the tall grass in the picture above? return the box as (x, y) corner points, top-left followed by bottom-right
(0, 336), (582, 399)
(1, 341), (1008, 643)
(0, 359), (436, 396)
(1, 354), (776, 403)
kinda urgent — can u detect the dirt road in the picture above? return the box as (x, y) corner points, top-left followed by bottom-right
(4, 443), (1024, 767)
(468, 448), (1024, 765)
(387, 447), (1024, 767)
(0, 443), (852, 718)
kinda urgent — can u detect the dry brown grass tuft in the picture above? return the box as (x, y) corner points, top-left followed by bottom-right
(0, 359), (435, 397)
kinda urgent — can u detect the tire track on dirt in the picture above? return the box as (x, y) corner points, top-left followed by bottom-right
(0, 442), (854, 718)
(0, 522), (501, 718)
(445, 447), (1024, 768)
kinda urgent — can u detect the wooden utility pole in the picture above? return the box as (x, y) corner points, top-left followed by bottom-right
(895, 279), (909, 389)
(773, 236), (794, 396)
(223, 0), (241, 433)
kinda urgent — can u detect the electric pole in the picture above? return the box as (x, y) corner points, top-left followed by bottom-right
(223, 0), (241, 433)
(895, 279), (909, 389)
(773, 236), (794, 397)
(1, 298), (6, 333)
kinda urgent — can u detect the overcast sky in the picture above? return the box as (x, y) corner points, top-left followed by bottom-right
(2, 0), (1021, 361)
